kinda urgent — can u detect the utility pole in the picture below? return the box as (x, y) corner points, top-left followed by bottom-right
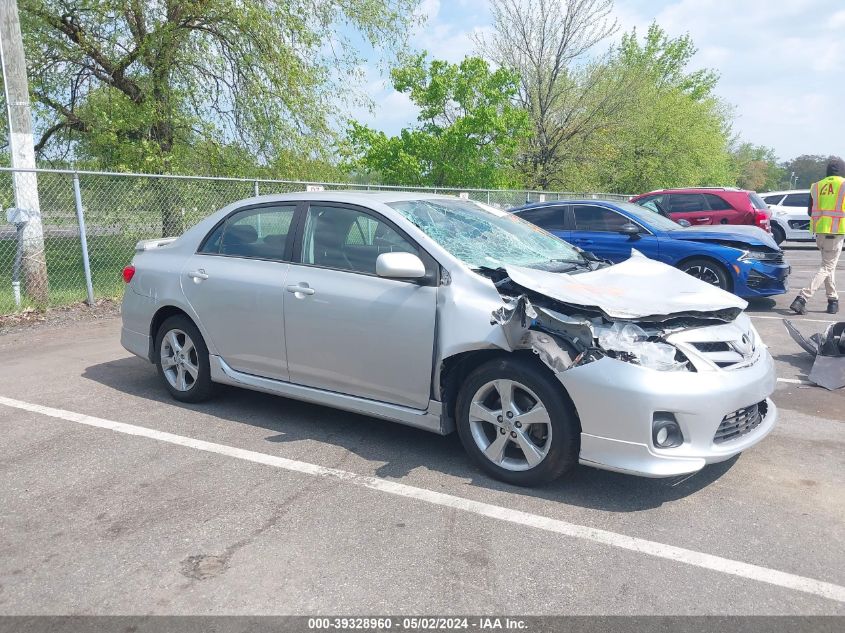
(0, 0), (48, 303)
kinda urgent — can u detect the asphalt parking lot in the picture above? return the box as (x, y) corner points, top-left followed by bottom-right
(0, 245), (843, 616)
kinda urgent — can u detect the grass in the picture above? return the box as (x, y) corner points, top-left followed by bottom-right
(0, 235), (136, 315)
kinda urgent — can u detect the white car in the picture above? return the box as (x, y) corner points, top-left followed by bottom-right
(760, 190), (812, 244)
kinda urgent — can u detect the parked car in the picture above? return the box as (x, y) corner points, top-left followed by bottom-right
(760, 190), (813, 244)
(121, 192), (777, 486)
(630, 187), (772, 232)
(512, 200), (789, 298)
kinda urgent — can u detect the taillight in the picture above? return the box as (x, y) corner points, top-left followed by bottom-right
(122, 265), (136, 283)
(754, 210), (771, 232)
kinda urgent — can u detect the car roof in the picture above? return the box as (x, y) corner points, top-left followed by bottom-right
(512, 199), (621, 211)
(760, 189), (810, 196)
(238, 190), (459, 205)
(634, 187), (749, 196)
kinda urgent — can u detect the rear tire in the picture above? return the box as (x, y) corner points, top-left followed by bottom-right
(679, 257), (731, 291)
(154, 315), (215, 403)
(456, 356), (580, 486)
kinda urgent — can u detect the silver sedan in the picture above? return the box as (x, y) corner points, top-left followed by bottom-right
(121, 192), (777, 485)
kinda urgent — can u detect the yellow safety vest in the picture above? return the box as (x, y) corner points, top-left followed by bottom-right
(810, 175), (845, 234)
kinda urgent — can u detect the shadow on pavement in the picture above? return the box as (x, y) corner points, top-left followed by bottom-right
(84, 356), (740, 513)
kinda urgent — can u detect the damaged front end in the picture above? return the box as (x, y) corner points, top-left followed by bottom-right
(490, 290), (695, 375)
(485, 255), (756, 376)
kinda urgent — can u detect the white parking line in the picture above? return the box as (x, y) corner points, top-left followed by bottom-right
(777, 378), (814, 386)
(0, 395), (843, 605)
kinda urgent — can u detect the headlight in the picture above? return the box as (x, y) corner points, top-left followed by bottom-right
(739, 250), (778, 262)
(594, 322), (688, 371)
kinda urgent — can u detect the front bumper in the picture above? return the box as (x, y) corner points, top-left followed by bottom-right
(736, 260), (790, 297)
(558, 350), (778, 478)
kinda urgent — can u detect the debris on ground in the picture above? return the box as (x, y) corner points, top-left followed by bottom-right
(783, 319), (845, 390)
(0, 299), (121, 336)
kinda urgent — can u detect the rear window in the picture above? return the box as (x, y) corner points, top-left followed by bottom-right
(782, 193), (811, 207)
(749, 193), (768, 210)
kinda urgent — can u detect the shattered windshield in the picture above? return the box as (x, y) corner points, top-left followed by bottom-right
(388, 198), (584, 270)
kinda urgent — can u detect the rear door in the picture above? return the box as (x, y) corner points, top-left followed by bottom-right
(180, 203), (298, 381)
(569, 204), (660, 262)
(515, 205), (570, 241)
(666, 193), (713, 225)
(701, 193), (739, 225)
(283, 202), (437, 409)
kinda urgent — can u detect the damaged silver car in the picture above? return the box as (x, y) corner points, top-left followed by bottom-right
(121, 193), (778, 485)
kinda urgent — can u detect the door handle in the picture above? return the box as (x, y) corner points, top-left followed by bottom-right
(286, 284), (315, 296)
(188, 269), (209, 281)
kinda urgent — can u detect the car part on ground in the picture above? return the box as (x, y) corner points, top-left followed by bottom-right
(783, 319), (845, 390)
(121, 191), (778, 485)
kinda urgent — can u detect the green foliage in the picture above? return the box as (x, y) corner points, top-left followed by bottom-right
(549, 23), (736, 193)
(731, 143), (784, 191)
(21, 0), (419, 174)
(342, 55), (531, 188)
(780, 154), (843, 188)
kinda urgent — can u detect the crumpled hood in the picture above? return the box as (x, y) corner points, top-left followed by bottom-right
(668, 225), (779, 250)
(506, 253), (747, 320)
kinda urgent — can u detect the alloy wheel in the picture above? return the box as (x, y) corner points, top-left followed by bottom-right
(160, 328), (199, 392)
(684, 264), (723, 287)
(468, 379), (553, 472)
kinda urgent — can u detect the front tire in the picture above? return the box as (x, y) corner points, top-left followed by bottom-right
(154, 315), (215, 403)
(456, 357), (580, 486)
(679, 257), (731, 291)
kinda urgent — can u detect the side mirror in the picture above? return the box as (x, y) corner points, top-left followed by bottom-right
(376, 252), (426, 279)
(618, 223), (641, 237)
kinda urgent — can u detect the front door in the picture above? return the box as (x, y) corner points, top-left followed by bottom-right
(569, 204), (660, 262)
(180, 203), (298, 381)
(283, 203), (437, 409)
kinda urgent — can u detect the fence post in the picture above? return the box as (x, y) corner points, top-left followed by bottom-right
(253, 180), (259, 197)
(72, 172), (95, 306)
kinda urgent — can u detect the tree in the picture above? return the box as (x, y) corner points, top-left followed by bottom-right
(780, 154), (843, 189)
(581, 24), (736, 194)
(20, 0), (419, 231)
(476, 0), (627, 189)
(343, 55), (530, 188)
(731, 143), (783, 191)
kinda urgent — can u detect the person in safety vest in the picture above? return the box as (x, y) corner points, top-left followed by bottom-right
(790, 157), (845, 315)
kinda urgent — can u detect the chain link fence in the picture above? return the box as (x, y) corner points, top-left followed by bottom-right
(0, 167), (630, 315)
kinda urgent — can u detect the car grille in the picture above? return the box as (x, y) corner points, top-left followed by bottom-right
(713, 400), (767, 444)
(690, 341), (746, 368)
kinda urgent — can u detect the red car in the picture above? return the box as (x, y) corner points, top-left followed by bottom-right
(630, 187), (772, 232)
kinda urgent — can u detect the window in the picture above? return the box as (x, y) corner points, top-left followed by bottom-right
(763, 194), (785, 206)
(199, 205), (296, 260)
(516, 207), (567, 231)
(667, 194), (708, 213)
(702, 194), (732, 210)
(749, 193), (768, 210)
(388, 198), (584, 270)
(782, 193), (811, 208)
(573, 205), (630, 232)
(301, 205), (417, 275)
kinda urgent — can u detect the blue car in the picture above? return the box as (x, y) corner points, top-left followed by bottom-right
(512, 200), (789, 298)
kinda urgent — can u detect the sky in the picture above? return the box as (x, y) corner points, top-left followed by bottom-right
(354, 0), (845, 162)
